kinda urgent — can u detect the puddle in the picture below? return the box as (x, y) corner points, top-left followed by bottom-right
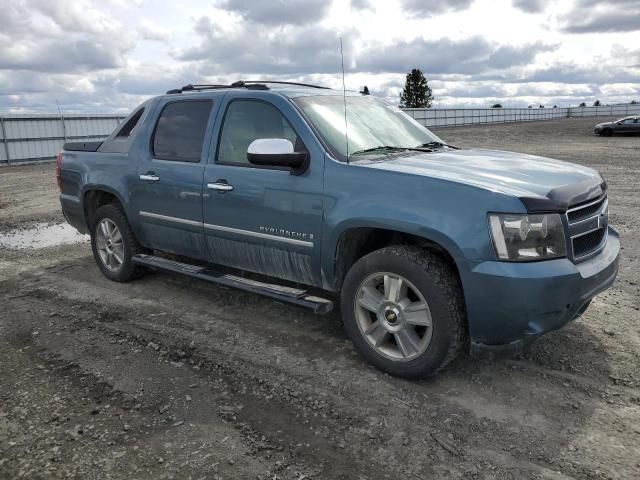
(0, 223), (88, 250)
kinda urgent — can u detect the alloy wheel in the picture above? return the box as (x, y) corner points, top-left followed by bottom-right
(354, 272), (433, 361)
(95, 218), (124, 272)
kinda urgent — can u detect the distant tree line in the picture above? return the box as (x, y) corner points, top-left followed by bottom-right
(397, 70), (638, 109)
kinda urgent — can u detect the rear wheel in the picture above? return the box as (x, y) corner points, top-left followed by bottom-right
(91, 204), (146, 282)
(341, 245), (466, 378)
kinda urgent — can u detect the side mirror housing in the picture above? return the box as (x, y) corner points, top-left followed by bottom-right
(247, 139), (308, 175)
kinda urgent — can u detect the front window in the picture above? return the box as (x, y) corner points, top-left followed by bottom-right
(292, 95), (443, 162)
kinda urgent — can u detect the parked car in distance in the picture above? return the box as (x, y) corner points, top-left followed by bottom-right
(58, 80), (620, 379)
(594, 115), (640, 136)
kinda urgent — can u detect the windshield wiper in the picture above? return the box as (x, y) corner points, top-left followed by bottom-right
(416, 141), (459, 149)
(350, 145), (434, 157)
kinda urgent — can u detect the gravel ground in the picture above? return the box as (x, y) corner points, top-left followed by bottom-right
(0, 116), (639, 480)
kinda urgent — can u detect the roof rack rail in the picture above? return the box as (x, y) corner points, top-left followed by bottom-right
(166, 80), (331, 94)
(241, 80), (331, 90)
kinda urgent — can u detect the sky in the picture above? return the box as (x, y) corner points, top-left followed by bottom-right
(1, 0), (639, 113)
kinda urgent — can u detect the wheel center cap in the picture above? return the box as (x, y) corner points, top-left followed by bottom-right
(385, 310), (398, 323)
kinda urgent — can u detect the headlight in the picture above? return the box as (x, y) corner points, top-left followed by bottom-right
(488, 213), (567, 261)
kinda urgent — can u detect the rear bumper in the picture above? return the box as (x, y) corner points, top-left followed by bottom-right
(60, 194), (89, 234)
(460, 227), (619, 350)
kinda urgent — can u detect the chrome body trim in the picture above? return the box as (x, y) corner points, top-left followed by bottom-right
(138, 211), (315, 247)
(139, 211), (202, 227)
(566, 195), (606, 213)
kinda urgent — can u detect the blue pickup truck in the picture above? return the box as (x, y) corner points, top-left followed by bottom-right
(58, 81), (619, 378)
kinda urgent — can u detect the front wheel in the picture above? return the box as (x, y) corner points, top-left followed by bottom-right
(90, 203), (146, 282)
(340, 246), (466, 378)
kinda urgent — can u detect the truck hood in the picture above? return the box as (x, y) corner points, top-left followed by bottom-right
(355, 148), (605, 211)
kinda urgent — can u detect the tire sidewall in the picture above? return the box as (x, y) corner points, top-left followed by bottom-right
(90, 204), (137, 282)
(341, 249), (457, 378)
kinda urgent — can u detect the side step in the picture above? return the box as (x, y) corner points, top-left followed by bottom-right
(132, 254), (334, 314)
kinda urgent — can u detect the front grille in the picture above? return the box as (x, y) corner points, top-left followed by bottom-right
(567, 196), (607, 222)
(573, 228), (606, 257)
(566, 195), (608, 261)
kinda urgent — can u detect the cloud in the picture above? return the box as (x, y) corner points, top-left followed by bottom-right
(1, 0), (639, 113)
(512, 0), (550, 13)
(217, 0), (331, 25)
(561, 0), (640, 33)
(176, 18), (358, 75)
(0, 0), (133, 73)
(139, 20), (171, 42)
(400, 0), (474, 17)
(26, 0), (125, 35)
(355, 36), (556, 75)
(0, 39), (127, 73)
(351, 0), (374, 10)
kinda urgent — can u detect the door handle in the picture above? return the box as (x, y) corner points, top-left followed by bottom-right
(140, 173), (160, 182)
(207, 181), (234, 192)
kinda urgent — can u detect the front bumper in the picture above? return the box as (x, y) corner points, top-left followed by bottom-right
(460, 227), (619, 352)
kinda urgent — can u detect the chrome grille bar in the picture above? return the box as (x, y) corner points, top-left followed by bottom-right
(566, 195), (608, 261)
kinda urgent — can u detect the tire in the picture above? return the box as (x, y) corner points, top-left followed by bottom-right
(601, 128), (613, 137)
(90, 203), (146, 282)
(340, 245), (466, 379)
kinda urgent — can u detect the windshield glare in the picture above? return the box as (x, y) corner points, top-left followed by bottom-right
(292, 95), (443, 161)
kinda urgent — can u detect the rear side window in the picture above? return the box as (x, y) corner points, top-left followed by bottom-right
(116, 108), (144, 138)
(152, 100), (213, 162)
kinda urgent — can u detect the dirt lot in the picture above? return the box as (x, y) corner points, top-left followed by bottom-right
(0, 116), (638, 480)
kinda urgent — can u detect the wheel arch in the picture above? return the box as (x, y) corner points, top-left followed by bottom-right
(81, 186), (128, 230)
(330, 224), (464, 292)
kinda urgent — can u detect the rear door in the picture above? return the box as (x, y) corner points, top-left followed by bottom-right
(202, 92), (325, 286)
(130, 98), (217, 260)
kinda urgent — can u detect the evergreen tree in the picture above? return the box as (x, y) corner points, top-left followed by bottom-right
(593, 99), (601, 106)
(399, 69), (433, 108)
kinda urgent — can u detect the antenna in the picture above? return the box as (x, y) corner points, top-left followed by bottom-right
(340, 37), (349, 163)
(55, 99), (67, 142)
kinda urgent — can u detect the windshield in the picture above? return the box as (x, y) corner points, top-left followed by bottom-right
(292, 95), (444, 162)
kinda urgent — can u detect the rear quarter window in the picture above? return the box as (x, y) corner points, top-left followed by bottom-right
(152, 100), (213, 162)
(115, 108), (145, 138)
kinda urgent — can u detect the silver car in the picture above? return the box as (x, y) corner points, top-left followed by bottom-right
(594, 115), (640, 136)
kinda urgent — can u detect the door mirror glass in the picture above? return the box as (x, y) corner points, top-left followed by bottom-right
(247, 138), (308, 174)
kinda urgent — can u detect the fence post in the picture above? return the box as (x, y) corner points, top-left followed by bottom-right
(0, 116), (10, 165)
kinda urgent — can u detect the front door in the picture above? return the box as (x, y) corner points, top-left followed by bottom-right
(131, 99), (216, 260)
(202, 93), (325, 286)
(619, 117), (637, 133)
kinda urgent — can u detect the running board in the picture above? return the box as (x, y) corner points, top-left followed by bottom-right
(132, 254), (333, 314)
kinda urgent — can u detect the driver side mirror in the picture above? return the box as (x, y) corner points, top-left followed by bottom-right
(247, 138), (309, 175)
